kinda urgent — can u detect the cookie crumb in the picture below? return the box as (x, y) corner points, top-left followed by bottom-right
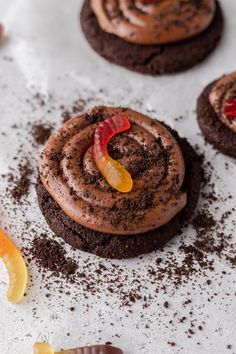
(31, 122), (53, 145)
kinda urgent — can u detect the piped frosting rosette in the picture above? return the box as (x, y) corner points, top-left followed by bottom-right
(90, 0), (216, 45)
(39, 107), (187, 235)
(209, 71), (236, 133)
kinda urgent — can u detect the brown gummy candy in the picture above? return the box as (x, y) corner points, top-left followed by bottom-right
(63, 345), (123, 354)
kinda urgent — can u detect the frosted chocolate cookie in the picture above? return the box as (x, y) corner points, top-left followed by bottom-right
(36, 106), (202, 259)
(197, 71), (236, 158)
(80, 0), (223, 75)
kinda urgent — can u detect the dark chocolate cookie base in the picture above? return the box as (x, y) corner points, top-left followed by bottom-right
(36, 127), (202, 259)
(197, 81), (236, 158)
(80, 0), (223, 75)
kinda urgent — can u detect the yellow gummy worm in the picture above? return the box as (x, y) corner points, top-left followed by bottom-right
(0, 229), (28, 303)
(34, 342), (77, 354)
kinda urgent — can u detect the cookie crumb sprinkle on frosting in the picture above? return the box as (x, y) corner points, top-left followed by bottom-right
(91, 0), (216, 45)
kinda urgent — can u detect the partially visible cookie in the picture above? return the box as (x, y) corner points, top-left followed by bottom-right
(80, 0), (223, 75)
(36, 106), (202, 259)
(197, 72), (236, 158)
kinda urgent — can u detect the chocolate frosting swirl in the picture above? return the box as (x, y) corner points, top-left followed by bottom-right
(209, 71), (236, 133)
(90, 0), (216, 45)
(39, 107), (187, 235)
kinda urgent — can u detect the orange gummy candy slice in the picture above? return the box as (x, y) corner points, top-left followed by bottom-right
(0, 229), (28, 303)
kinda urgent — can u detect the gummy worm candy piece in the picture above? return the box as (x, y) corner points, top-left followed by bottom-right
(93, 114), (133, 193)
(33, 342), (123, 354)
(33, 342), (54, 354)
(224, 98), (236, 117)
(0, 229), (28, 304)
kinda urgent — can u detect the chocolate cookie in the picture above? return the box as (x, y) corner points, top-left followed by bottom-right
(80, 0), (223, 75)
(197, 73), (236, 158)
(36, 107), (202, 259)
